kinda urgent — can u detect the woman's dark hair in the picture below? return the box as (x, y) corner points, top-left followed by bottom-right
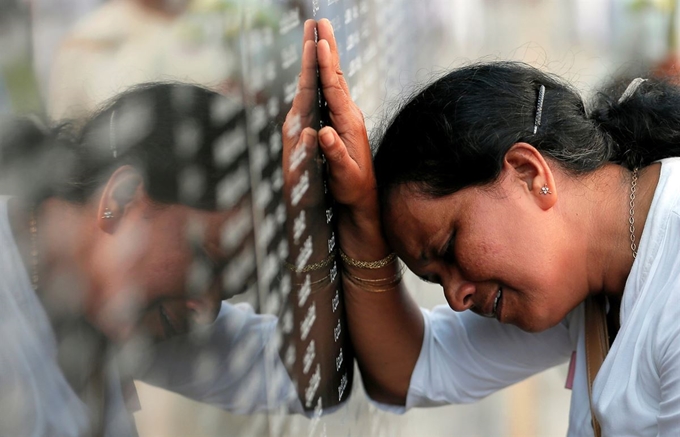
(0, 83), (244, 209)
(374, 61), (680, 200)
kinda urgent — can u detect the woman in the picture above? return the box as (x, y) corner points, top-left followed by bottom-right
(0, 83), (302, 436)
(301, 19), (680, 436)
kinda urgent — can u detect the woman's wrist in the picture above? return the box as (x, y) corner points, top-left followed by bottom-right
(336, 205), (392, 261)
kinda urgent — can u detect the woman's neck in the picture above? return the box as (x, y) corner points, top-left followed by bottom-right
(583, 163), (661, 298)
(8, 197), (97, 322)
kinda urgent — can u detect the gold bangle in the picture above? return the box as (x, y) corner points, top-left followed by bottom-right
(343, 266), (403, 293)
(293, 273), (334, 287)
(339, 249), (397, 269)
(284, 251), (336, 273)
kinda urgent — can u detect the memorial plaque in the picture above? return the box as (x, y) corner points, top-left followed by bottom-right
(1, 0), (446, 435)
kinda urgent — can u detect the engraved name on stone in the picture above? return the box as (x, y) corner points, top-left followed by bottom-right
(216, 165), (250, 208)
(281, 43), (299, 70)
(285, 344), (296, 367)
(282, 308), (294, 334)
(348, 56), (362, 78)
(279, 7), (301, 35)
(280, 272), (291, 298)
(213, 129), (247, 168)
(289, 141), (308, 171)
(267, 96), (279, 120)
(303, 339), (316, 374)
(269, 131), (282, 156)
(334, 318), (341, 342)
(346, 31), (360, 51)
(252, 141), (268, 173)
(261, 252), (280, 291)
(332, 289), (339, 312)
(255, 179), (273, 209)
(330, 261), (337, 283)
(284, 77), (298, 104)
(328, 232), (335, 254)
(257, 213), (276, 250)
(293, 210), (306, 244)
(249, 104), (268, 134)
(298, 274), (311, 307)
(305, 363), (321, 408)
(210, 95), (241, 125)
(338, 372), (348, 401)
(220, 208), (252, 251)
(296, 235), (313, 271)
(344, 8), (353, 24)
(278, 238), (289, 260)
(291, 170), (310, 206)
(275, 201), (287, 225)
(300, 301), (317, 341)
(336, 348), (343, 371)
(265, 60), (276, 83)
(325, 207), (333, 224)
(223, 246), (255, 290)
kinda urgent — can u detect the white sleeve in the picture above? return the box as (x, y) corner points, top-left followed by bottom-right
(379, 305), (574, 413)
(657, 299), (680, 435)
(135, 302), (303, 415)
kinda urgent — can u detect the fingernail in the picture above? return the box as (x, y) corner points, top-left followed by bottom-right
(321, 130), (334, 147)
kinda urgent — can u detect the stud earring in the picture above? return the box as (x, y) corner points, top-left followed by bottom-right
(102, 208), (114, 219)
(539, 184), (552, 195)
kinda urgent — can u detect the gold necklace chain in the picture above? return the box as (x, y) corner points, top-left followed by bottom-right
(629, 168), (639, 260)
(29, 208), (39, 291)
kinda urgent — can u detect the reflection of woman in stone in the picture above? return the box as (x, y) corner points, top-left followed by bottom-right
(293, 19), (680, 436)
(0, 83), (300, 436)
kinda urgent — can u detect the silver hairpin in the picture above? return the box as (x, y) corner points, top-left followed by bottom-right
(618, 77), (647, 104)
(109, 110), (118, 159)
(533, 84), (546, 135)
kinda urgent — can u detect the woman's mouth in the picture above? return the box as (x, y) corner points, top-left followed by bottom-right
(493, 287), (502, 321)
(479, 287), (503, 319)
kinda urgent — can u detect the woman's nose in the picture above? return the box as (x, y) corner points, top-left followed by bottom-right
(443, 277), (477, 312)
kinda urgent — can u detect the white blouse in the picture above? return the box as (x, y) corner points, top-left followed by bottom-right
(391, 158), (680, 437)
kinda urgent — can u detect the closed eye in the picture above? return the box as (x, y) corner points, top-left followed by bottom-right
(439, 232), (456, 263)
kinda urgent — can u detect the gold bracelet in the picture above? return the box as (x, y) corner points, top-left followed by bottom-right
(293, 273), (334, 287)
(339, 249), (397, 269)
(284, 251), (336, 273)
(343, 266), (403, 293)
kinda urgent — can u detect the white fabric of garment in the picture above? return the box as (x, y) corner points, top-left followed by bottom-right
(0, 195), (300, 437)
(383, 158), (680, 437)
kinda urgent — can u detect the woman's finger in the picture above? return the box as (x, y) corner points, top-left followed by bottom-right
(303, 19), (315, 46)
(317, 39), (358, 135)
(318, 126), (361, 186)
(289, 39), (318, 121)
(317, 19), (351, 96)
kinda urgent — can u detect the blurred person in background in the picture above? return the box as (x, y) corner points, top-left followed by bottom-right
(47, 0), (238, 121)
(290, 19), (680, 436)
(0, 82), (303, 437)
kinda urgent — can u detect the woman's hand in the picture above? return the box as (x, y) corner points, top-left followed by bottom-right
(315, 19), (377, 218)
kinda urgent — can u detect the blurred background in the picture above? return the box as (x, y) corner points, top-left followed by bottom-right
(2, 0), (679, 436)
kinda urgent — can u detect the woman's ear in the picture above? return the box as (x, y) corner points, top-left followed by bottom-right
(502, 142), (557, 210)
(97, 165), (146, 233)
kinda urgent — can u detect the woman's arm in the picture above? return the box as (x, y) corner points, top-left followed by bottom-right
(311, 18), (425, 405)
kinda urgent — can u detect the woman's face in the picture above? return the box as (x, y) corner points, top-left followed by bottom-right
(383, 178), (589, 333)
(90, 202), (228, 342)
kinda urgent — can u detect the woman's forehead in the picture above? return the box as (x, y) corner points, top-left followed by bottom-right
(384, 186), (456, 256)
